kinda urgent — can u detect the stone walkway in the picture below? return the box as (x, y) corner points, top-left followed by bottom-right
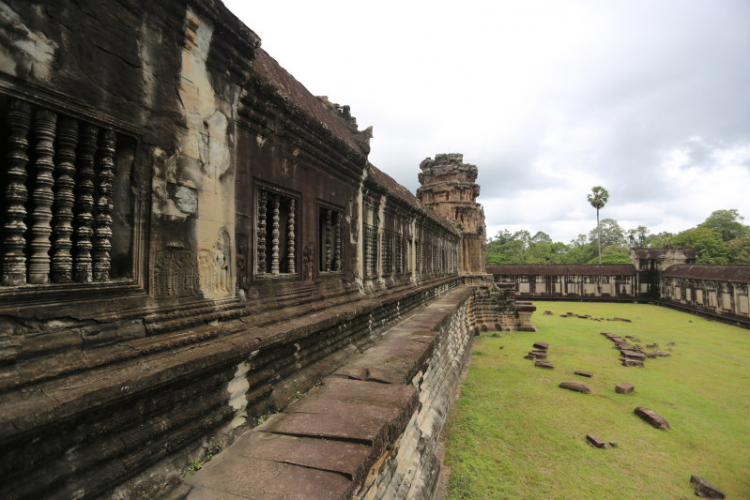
(184, 288), (472, 500)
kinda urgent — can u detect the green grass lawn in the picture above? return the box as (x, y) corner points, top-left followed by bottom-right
(444, 302), (750, 499)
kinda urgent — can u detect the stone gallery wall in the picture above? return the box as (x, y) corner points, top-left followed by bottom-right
(659, 265), (750, 327)
(488, 262), (750, 327)
(488, 264), (638, 300)
(0, 1), (475, 498)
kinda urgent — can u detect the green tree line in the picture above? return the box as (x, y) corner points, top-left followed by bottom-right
(486, 209), (750, 265)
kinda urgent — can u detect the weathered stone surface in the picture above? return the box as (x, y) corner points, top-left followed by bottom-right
(533, 342), (549, 350)
(634, 407), (670, 430)
(559, 381), (591, 394)
(622, 351), (646, 361)
(586, 434), (606, 448)
(615, 383), (634, 394)
(622, 359), (644, 367)
(690, 475), (726, 499)
(535, 360), (554, 369)
(574, 371), (593, 378)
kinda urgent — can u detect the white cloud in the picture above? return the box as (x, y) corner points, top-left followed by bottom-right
(223, 0), (750, 243)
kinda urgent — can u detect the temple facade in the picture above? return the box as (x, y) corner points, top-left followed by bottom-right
(0, 1), (532, 498)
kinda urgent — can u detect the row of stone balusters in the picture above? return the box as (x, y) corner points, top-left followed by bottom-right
(257, 190), (296, 275)
(322, 208), (342, 272)
(2, 98), (116, 286)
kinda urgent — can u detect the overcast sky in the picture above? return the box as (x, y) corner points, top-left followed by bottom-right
(223, 0), (749, 243)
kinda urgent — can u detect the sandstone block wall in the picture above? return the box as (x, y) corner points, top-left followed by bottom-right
(354, 289), (474, 499)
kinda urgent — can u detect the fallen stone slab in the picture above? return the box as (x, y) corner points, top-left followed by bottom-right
(543, 310), (553, 315)
(645, 352), (657, 359)
(646, 343), (659, 348)
(533, 342), (549, 350)
(690, 475), (725, 499)
(586, 434), (606, 448)
(654, 351), (670, 357)
(621, 359), (644, 367)
(634, 407), (670, 430)
(574, 371), (593, 378)
(615, 383), (634, 394)
(534, 360), (554, 369)
(622, 351), (645, 361)
(559, 381), (591, 394)
(528, 352), (547, 359)
(524, 354), (535, 360)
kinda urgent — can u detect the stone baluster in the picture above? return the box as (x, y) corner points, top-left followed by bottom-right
(28, 108), (58, 284)
(271, 194), (280, 275)
(2, 99), (32, 286)
(257, 190), (267, 275)
(74, 123), (99, 283)
(333, 212), (341, 271)
(287, 198), (295, 274)
(51, 116), (79, 283)
(325, 209), (332, 272)
(93, 129), (115, 282)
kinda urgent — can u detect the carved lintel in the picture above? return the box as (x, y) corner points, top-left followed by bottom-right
(74, 123), (98, 283)
(93, 128), (116, 282)
(2, 99), (32, 286)
(28, 108), (58, 284)
(51, 116), (79, 283)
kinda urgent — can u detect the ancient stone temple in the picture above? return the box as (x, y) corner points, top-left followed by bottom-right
(418, 153), (486, 275)
(0, 1), (535, 498)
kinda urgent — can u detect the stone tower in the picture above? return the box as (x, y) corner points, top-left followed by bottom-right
(417, 153), (486, 275)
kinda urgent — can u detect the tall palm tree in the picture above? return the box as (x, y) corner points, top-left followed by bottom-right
(587, 186), (609, 264)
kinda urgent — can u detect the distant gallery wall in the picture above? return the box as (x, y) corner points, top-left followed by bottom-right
(488, 248), (750, 328)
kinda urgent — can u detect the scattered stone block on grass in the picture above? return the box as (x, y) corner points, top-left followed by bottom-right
(586, 434), (606, 448)
(622, 351), (646, 361)
(533, 342), (548, 350)
(654, 351), (670, 357)
(534, 360), (554, 369)
(559, 381), (591, 394)
(574, 371), (593, 378)
(543, 310), (553, 315)
(621, 359), (644, 367)
(690, 475), (725, 499)
(634, 407), (670, 430)
(608, 441), (618, 448)
(615, 383), (634, 394)
(523, 354), (535, 360)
